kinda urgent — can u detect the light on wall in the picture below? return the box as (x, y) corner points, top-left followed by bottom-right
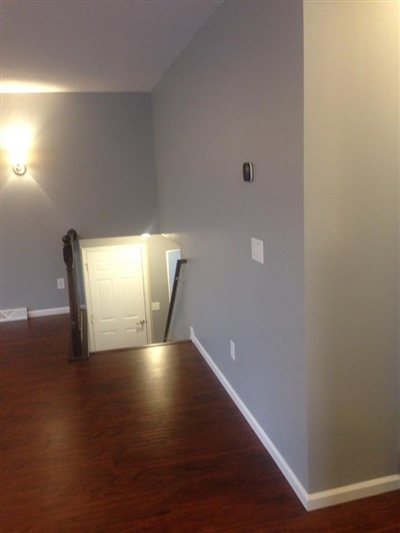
(4, 127), (32, 175)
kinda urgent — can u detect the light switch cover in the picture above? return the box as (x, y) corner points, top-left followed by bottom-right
(251, 238), (264, 264)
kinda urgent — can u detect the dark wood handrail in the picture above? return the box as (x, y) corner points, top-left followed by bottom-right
(62, 229), (89, 361)
(163, 259), (187, 342)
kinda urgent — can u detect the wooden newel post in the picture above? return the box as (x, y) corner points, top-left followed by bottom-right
(62, 229), (85, 360)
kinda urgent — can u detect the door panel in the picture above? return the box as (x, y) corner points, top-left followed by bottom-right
(99, 280), (115, 319)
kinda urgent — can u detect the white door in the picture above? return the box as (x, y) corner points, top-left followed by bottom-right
(84, 245), (151, 352)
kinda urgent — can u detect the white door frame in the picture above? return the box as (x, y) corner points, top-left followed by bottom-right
(166, 249), (182, 301)
(81, 243), (153, 352)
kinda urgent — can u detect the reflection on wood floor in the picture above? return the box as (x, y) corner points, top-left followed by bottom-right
(1, 316), (399, 532)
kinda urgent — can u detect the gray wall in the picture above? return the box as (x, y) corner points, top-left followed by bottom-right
(153, 0), (400, 495)
(153, 1), (309, 489)
(304, 1), (399, 492)
(146, 234), (181, 343)
(1, 93), (159, 311)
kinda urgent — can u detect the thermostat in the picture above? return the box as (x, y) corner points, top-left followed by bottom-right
(243, 162), (254, 182)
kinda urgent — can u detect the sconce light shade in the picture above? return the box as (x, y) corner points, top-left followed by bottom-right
(4, 127), (31, 176)
(13, 163), (27, 176)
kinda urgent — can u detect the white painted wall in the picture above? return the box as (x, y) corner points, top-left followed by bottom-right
(304, 0), (399, 492)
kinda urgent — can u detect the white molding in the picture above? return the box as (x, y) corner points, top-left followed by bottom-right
(307, 475), (400, 511)
(189, 327), (400, 511)
(28, 307), (69, 318)
(189, 327), (309, 509)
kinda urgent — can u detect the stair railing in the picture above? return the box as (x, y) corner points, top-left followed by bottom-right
(62, 229), (89, 361)
(163, 259), (187, 342)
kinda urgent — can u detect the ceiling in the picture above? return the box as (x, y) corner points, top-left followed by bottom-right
(0, 0), (224, 93)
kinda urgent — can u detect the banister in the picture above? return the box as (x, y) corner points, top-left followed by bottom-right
(163, 259), (187, 342)
(62, 229), (88, 361)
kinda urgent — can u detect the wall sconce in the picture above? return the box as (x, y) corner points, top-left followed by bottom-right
(4, 127), (31, 176)
(11, 158), (27, 176)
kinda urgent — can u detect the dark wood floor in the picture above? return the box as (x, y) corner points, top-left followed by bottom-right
(1, 316), (399, 532)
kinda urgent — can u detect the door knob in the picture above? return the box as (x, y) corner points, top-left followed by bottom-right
(137, 319), (146, 326)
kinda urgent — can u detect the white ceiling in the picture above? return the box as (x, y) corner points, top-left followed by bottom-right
(0, 0), (224, 93)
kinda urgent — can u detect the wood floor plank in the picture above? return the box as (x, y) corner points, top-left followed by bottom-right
(1, 316), (399, 532)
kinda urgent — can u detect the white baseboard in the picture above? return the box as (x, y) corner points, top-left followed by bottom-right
(189, 327), (400, 511)
(28, 307), (69, 318)
(307, 475), (400, 511)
